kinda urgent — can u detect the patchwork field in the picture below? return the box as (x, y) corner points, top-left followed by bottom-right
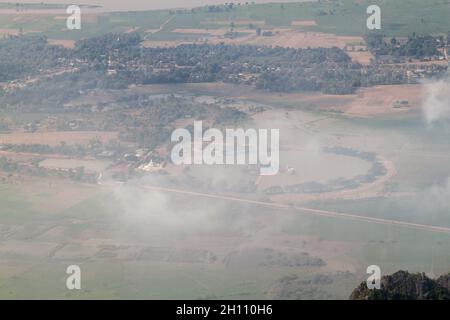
(1, 0), (450, 301)
(1, 78), (450, 298)
(3, 0), (450, 41)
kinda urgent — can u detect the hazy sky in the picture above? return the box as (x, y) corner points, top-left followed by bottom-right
(1, 0), (312, 12)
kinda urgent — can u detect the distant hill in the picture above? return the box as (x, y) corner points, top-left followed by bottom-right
(350, 270), (450, 300)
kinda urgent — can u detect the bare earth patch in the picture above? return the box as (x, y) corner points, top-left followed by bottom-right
(0, 28), (20, 35)
(143, 29), (367, 52)
(211, 19), (265, 26)
(322, 84), (424, 117)
(39, 158), (111, 172)
(47, 39), (76, 48)
(347, 51), (374, 65)
(144, 29), (161, 34)
(172, 28), (226, 36)
(291, 20), (317, 27)
(246, 31), (365, 49)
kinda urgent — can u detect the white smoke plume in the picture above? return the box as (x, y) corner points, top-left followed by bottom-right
(422, 78), (450, 124)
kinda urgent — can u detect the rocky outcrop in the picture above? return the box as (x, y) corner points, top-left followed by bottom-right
(350, 270), (450, 300)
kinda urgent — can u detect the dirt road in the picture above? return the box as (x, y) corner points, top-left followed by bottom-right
(139, 184), (450, 234)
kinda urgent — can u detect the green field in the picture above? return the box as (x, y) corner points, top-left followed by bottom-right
(1, 174), (450, 299)
(2, 1), (450, 40)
